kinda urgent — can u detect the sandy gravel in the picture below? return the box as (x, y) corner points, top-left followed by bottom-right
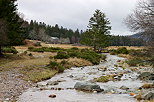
(0, 70), (33, 101)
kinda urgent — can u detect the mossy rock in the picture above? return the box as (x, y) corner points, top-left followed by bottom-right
(96, 75), (113, 82)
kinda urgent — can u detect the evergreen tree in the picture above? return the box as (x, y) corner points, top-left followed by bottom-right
(0, 0), (25, 55)
(81, 9), (111, 52)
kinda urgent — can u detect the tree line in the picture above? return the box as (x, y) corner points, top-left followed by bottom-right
(110, 35), (145, 46)
(27, 20), (81, 44)
(0, 0), (151, 55)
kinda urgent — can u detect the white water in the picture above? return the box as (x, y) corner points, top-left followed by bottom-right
(18, 54), (143, 102)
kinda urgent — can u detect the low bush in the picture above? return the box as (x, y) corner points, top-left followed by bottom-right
(54, 51), (70, 59)
(54, 48), (104, 65)
(28, 47), (34, 50)
(34, 42), (41, 46)
(70, 47), (79, 50)
(47, 61), (65, 73)
(110, 47), (129, 55)
(2, 47), (18, 54)
(30, 47), (105, 65)
(101, 54), (107, 60)
(126, 58), (144, 66)
(28, 47), (64, 53)
(80, 50), (102, 65)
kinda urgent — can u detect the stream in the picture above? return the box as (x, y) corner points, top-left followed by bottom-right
(18, 54), (143, 102)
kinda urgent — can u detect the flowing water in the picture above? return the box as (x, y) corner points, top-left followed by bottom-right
(18, 54), (143, 102)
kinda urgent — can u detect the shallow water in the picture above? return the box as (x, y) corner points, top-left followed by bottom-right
(18, 54), (143, 102)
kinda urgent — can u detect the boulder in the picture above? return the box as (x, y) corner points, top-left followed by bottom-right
(138, 72), (154, 80)
(74, 82), (104, 92)
(144, 92), (154, 100)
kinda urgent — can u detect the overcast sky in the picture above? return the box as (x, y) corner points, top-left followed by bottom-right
(17, 0), (139, 35)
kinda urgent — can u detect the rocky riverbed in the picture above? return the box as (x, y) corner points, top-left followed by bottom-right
(17, 54), (154, 102)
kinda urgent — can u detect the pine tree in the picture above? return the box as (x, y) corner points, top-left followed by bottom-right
(81, 9), (111, 52)
(0, 0), (25, 55)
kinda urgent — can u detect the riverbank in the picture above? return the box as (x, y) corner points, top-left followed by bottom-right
(0, 44), (102, 101)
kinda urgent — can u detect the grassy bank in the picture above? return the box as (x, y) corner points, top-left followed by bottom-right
(109, 47), (154, 67)
(0, 46), (105, 83)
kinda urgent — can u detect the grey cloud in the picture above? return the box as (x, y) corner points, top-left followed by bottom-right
(17, 0), (139, 35)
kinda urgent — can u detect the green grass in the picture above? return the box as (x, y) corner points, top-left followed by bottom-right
(126, 58), (144, 67)
(28, 47), (64, 53)
(2, 46), (18, 54)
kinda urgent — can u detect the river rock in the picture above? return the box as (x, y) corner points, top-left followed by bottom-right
(120, 86), (129, 90)
(47, 81), (59, 86)
(49, 94), (56, 98)
(74, 82), (104, 92)
(144, 92), (154, 100)
(138, 72), (154, 80)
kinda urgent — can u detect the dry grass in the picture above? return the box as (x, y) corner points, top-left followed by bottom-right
(41, 43), (89, 49)
(1, 44), (92, 83)
(144, 100), (154, 102)
(118, 54), (133, 59)
(107, 46), (146, 50)
(0, 53), (57, 82)
(51, 57), (92, 69)
(67, 58), (92, 67)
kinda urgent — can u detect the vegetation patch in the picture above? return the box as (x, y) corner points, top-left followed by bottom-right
(110, 47), (129, 55)
(47, 61), (65, 73)
(126, 58), (144, 67)
(28, 47), (64, 53)
(2, 47), (18, 54)
(54, 51), (70, 59)
(96, 75), (114, 82)
(21, 67), (57, 82)
(46, 47), (105, 65)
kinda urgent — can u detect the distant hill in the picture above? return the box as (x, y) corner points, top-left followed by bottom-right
(129, 32), (148, 41)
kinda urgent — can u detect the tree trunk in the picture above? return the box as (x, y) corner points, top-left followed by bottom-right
(0, 46), (3, 56)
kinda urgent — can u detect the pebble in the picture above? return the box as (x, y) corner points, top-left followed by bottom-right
(49, 94), (56, 98)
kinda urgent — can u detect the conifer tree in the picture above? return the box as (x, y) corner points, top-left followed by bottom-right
(0, 0), (25, 55)
(81, 9), (111, 52)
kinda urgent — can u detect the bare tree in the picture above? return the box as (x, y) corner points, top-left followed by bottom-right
(125, 0), (154, 46)
(0, 19), (8, 55)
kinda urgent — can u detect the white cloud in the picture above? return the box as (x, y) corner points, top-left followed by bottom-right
(17, 0), (139, 35)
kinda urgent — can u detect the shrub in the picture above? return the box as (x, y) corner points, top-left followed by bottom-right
(101, 54), (107, 60)
(54, 51), (70, 59)
(2, 47), (18, 54)
(126, 58), (144, 66)
(60, 60), (68, 65)
(28, 47), (34, 50)
(70, 47), (79, 50)
(48, 61), (64, 73)
(28, 47), (64, 52)
(58, 65), (65, 73)
(34, 42), (41, 46)
(68, 51), (80, 58)
(116, 47), (129, 54)
(28, 53), (33, 56)
(110, 47), (129, 55)
(80, 51), (101, 65)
